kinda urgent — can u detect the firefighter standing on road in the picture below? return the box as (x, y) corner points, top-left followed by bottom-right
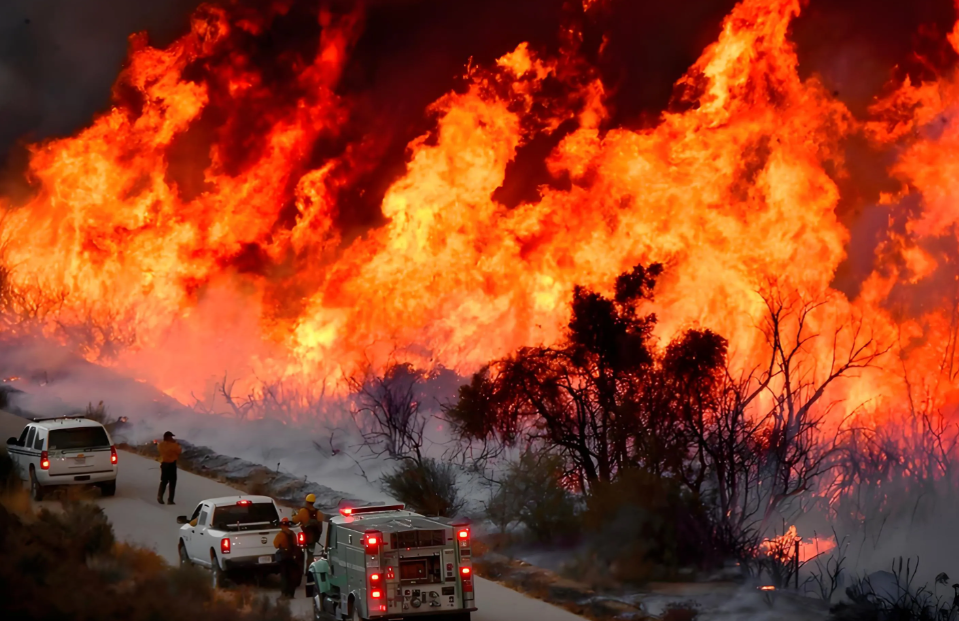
(293, 493), (324, 562)
(274, 518), (302, 598)
(157, 431), (182, 505)
(293, 493), (324, 596)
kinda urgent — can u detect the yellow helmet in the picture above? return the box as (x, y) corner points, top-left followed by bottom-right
(305, 493), (316, 504)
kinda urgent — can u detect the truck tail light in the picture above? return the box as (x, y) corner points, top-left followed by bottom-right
(40, 451), (50, 470)
(460, 565), (473, 593)
(221, 538), (231, 554)
(370, 572), (381, 582)
(370, 589), (383, 599)
(110, 445), (118, 465)
(297, 531), (306, 546)
(457, 528), (470, 540)
(364, 530), (383, 555)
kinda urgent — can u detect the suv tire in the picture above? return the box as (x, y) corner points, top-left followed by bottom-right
(99, 480), (117, 497)
(29, 467), (44, 501)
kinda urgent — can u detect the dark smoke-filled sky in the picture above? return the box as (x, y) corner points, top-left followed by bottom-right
(1, 0), (957, 213)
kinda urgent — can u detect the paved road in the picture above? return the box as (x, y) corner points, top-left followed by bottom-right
(1, 411), (585, 621)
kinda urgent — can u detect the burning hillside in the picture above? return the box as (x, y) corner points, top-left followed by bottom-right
(1, 0), (959, 419)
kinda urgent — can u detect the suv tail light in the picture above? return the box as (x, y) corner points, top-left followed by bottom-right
(110, 446), (118, 465)
(364, 530), (383, 555)
(220, 538), (231, 554)
(40, 451), (50, 470)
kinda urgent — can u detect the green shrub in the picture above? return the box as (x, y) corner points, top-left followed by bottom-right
(36, 501), (116, 558)
(581, 468), (716, 584)
(0, 498), (292, 621)
(0, 449), (19, 493)
(382, 458), (464, 517)
(488, 449), (579, 543)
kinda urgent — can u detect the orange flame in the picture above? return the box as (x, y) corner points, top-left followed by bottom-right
(0, 0), (957, 418)
(762, 525), (837, 563)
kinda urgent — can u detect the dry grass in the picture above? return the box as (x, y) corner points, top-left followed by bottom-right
(0, 450), (293, 621)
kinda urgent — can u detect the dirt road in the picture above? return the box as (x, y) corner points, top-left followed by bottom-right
(1, 411), (586, 621)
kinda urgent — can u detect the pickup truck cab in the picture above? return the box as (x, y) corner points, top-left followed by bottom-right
(176, 495), (297, 588)
(5, 416), (118, 500)
(310, 503), (475, 621)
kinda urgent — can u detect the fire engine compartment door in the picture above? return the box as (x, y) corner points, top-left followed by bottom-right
(442, 549), (455, 581)
(399, 556), (441, 584)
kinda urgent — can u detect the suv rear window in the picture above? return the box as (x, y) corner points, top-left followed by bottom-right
(211, 503), (279, 529)
(48, 427), (110, 451)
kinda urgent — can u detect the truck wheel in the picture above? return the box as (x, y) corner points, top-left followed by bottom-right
(29, 467), (44, 501)
(211, 551), (225, 589)
(348, 597), (365, 621)
(99, 480), (117, 497)
(178, 541), (191, 567)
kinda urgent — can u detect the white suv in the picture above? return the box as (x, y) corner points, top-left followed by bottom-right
(5, 417), (118, 500)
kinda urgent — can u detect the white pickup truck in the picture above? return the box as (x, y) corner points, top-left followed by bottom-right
(176, 495), (300, 588)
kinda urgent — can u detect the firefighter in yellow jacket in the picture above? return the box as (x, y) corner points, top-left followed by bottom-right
(293, 493), (324, 597)
(293, 493), (324, 561)
(156, 431), (182, 505)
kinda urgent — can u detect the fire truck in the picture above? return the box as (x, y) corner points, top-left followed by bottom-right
(309, 503), (476, 621)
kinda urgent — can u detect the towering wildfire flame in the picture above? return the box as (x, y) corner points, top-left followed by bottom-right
(2, 0), (959, 413)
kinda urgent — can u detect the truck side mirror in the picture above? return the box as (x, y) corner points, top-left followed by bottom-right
(176, 516), (188, 524)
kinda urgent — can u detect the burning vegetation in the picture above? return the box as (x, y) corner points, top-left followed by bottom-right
(0, 0), (953, 414)
(5, 0), (959, 614)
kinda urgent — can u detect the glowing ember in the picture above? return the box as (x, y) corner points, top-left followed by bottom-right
(761, 526), (837, 563)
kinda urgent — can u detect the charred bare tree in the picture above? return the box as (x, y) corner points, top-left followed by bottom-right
(348, 361), (428, 465)
(807, 529), (849, 602)
(750, 290), (889, 534)
(827, 320), (959, 539)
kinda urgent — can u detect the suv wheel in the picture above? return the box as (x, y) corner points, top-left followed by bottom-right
(98, 480), (117, 497)
(29, 467), (44, 501)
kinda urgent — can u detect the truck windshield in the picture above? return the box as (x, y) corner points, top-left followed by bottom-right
(211, 503), (279, 528)
(48, 427), (110, 450)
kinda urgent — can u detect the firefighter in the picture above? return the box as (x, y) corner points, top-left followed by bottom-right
(293, 493), (324, 597)
(156, 431), (182, 505)
(273, 518), (303, 598)
(293, 493), (324, 562)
